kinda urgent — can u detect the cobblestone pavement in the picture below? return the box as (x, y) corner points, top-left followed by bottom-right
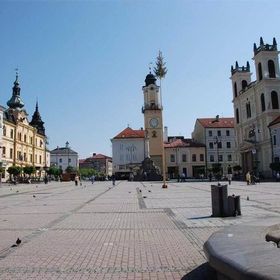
(0, 180), (279, 279)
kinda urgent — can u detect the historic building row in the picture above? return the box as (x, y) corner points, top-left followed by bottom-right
(0, 75), (49, 181)
(111, 37), (280, 179)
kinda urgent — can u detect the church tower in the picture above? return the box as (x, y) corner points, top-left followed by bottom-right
(230, 37), (280, 177)
(142, 72), (163, 172)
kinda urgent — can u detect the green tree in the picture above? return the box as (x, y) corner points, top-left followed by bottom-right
(212, 163), (222, 175)
(79, 168), (97, 178)
(65, 166), (76, 173)
(23, 166), (36, 176)
(153, 50), (168, 83)
(7, 166), (22, 180)
(48, 166), (62, 177)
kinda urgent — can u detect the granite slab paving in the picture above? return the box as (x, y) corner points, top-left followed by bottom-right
(0, 180), (280, 279)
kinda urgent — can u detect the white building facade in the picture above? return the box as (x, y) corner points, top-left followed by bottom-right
(50, 142), (78, 172)
(164, 137), (206, 179)
(231, 37), (280, 177)
(192, 118), (238, 176)
(268, 116), (280, 164)
(111, 127), (149, 178)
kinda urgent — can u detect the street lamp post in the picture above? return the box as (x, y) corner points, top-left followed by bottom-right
(214, 136), (221, 183)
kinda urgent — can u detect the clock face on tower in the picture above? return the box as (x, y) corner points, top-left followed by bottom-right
(149, 118), (159, 128)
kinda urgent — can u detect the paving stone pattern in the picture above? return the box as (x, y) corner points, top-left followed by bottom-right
(0, 180), (279, 279)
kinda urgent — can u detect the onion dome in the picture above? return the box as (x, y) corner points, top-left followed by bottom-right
(7, 74), (25, 109)
(145, 72), (157, 86)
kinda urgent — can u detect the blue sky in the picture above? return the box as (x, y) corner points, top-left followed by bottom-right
(1, 0), (280, 158)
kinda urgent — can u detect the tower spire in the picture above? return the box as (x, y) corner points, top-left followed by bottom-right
(30, 100), (45, 136)
(7, 70), (24, 109)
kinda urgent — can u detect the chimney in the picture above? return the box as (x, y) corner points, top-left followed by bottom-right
(92, 153), (96, 156)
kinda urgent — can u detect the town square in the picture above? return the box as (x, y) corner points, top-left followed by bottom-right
(1, 1), (280, 279)
(0, 180), (280, 279)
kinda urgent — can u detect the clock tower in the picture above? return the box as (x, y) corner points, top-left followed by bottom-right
(142, 72), (163, 172)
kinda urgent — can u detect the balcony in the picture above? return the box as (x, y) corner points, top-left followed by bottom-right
(142, 104), (162, 113)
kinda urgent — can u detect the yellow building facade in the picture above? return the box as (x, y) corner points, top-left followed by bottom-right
(1, 75), (47, 181)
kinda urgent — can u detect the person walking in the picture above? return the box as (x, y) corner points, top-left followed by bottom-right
(246, 171), (251, 185)
(227, 165), (233, 185)
(75, 175), (79, 186)
(112, 174), (116, 186)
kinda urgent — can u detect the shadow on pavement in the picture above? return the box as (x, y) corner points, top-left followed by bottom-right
(181, 262), (217, 280)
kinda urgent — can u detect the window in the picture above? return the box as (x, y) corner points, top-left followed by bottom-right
(18, 133), (22, 141)
(236, 108), (239, 124)
(170, 154), (175, 162)
(271, 91), (279, 109)
(246, 102), (251, 118)
(24, 153), (27, 161)
(273, 135), (277, 145)
(226, 130), (230, 136)
(275, 157), (280, 163)
(152, 131), (157, 137)
(209, 142), (214, 149)
(217, 130), (221, 137)
(242, 80), (247, 90)
(2, 147), (6, 157)
(30, 137), (33, 144)
(261, 93), (266, 112)
(3, 126), (6, 136)
(227, 142), (231, 148)
(182, 154), (187, 162)
(210, 155), (214, 162)
(200, 154), (204, 161)
(227, 154), (232, 161)
(10, 129), (14, 139)
(24, 134), (27, 142)
(234, 82), (237, 97)
(217, 142), (222, 149)
(10, 148), (13, 159)
(268, 60), (276, 78)
(258, 62), (263, 80)
(39, 155), (42, 164)
(192, 154), (196, 162)
(218, 155), (223, 162)
(30, 154), (33, 162)
(208, 130), (212, 137)
(59, 158), (62, 163)
(68, 158), (71, 163)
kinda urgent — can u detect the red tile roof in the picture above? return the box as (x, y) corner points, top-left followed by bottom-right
(92, 153), (112, 160)
(113, 127), (145, 139)
(164, 138), (205, 148)
(197, 118), (234, 128)
(268, 115), (280, 127)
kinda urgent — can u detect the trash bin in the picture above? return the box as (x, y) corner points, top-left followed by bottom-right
(211, 184), (228, 217)
(228, 195), (241, 216)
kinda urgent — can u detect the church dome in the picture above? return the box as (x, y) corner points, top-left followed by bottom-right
(145, 72), (157, 86)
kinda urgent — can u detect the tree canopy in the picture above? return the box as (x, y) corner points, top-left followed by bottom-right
(153, 51), (167, 80)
